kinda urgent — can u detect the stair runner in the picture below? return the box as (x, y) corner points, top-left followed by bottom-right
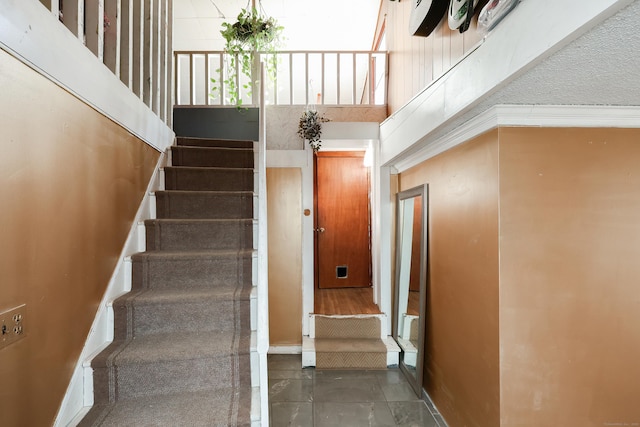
(314, 315), (388, 369)
(79, 138), (255, 426)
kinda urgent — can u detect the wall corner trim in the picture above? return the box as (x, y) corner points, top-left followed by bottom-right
(391, 105), (640, 173)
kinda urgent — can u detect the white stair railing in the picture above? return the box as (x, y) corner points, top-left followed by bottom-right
(39, 0), (173, 125)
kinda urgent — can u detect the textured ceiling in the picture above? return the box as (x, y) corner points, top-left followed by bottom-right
(423, 0), (640, 145)
(483, 0), (640, 107)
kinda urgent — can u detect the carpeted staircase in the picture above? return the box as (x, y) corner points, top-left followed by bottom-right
(305, 315), (399, 370)
(79, 137), (256, 426)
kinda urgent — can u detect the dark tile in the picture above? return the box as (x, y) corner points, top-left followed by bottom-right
(314, 376), (386, 402)
(270, 402), (314, 427)
(388, 401), (438, 427)
(314, 369), (378, 380)
(373, 369), (409, 385)
(268, 354), (303, 371)
(269, 378), (314, 402)
(315, 402), (395, 427)
(381, 381), (421, 402)
(269, 369), (314, 380)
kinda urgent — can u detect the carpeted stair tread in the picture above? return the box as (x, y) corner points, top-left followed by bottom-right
(132, 248), (255, 260)
(144, 218), (254, 251)
(131, 249), (254, 289)
(315, 338), (387, 353)
(112, 286), (251, 337)
(78, 389), (251, 427)
(115, 286), (251, 306)
(171, 146), (254, 168)
(177, 136), (253, 148)
(155, 190), (254, 219)
(163, 166), (254, 191)
(92, 330), (249, 366)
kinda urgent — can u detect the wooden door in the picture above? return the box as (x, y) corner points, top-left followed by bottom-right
(315, 152), (371, 288)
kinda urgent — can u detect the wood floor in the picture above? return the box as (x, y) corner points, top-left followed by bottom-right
(314, 287), (381, 315)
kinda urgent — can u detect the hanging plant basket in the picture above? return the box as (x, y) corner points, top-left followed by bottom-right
(298, 109), (329, 152)
(210, 6), (283, 106)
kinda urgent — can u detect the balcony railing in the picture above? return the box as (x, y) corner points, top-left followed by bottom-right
(174, 50), (388, 107)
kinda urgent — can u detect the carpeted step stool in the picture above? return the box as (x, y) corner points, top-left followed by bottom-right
(78, 137), (257, 426)
(303, 315), (400, 369)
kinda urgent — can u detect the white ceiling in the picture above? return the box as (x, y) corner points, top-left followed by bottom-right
(173, 0), (381, 51)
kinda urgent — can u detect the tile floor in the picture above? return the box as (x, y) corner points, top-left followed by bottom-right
(268, 354), (448, 427)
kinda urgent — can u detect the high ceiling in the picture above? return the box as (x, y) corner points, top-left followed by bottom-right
(173, 0), (381, 51)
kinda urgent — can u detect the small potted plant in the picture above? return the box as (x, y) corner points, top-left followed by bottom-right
(298, 109), (329, 152)
(211, 7), (283, 106)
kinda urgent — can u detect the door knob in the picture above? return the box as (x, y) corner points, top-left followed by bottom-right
(315, 227), (325, 233)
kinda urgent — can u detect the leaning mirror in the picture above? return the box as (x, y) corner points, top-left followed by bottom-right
(393, 184), (427, 396)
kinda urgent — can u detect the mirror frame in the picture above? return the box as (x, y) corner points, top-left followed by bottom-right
(393, 184), (428, 396)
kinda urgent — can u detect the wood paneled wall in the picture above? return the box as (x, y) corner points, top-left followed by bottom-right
(382, 1), (484, 114)
(0, 50), (159, 426)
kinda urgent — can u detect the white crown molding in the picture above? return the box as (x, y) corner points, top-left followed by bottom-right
(391, 105), (640, 173)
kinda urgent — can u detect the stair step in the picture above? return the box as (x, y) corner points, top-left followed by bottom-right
(155, 190), (254, 219)
(177, 137), (253, 149)
(78, 389), (251, 427)
(171, 145), (254, 168)
(91, 330), (251, 403)
(315, 338), (388, 370)
(112, 286), (251, 338)
(164, 166), (254, 191)
(131, 249), (254, 289)
(83, 138), (258, 426)
(314, 315), (383, 339)
(144, 219), (254, 251)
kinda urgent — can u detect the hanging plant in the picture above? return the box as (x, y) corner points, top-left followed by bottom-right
(210, 7), (283, 106)
(298, 109), (329, 152)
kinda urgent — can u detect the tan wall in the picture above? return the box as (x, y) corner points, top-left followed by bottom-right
(499, 127), (640, 426)
(0, 51), (159, 425)
(267, 168), (303, 346)
(399, 130), (500, 427)
(383, 1), (484, 115)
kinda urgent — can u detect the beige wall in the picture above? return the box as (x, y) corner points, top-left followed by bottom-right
(399, 130), (501, 427)
(382, 1), (484, 114)
(397, 126), (640, 426)
(499, 127), (640, 426)
(0, 50), (159, 426)
(267, 168), (303, 346)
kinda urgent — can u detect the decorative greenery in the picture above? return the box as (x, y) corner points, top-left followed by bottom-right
(210, 7), (283, 106)
(298, 109), (329, 152)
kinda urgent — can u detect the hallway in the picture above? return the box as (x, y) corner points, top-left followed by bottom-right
(268, 354), (446, 426)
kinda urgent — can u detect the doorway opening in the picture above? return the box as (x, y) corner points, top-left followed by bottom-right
(313, 151), (380, 315)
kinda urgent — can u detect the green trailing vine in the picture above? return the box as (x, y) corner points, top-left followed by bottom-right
(210, 7), (283, 106)
(298, 109), (329, 152)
